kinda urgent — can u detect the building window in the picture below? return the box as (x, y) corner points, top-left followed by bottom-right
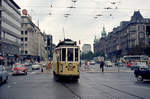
(0, 0), (1, 6)
(0, 11), (1, 17)
(21, 38), (23, 41)
(25, 31), (28, 35)
(25, 37), (28, 41)
(25, 51), (28, 54)
(21, 44), (23, 46)
(21, 31), (23, 35)
(146, 26), (150, 35)
(21, 50), (24, 54)
(25, 43), (27, 46)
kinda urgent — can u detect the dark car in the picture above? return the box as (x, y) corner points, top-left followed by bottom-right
(134, 66), (150, 81)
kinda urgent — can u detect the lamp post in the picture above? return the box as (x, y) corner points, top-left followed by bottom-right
(117, 45), (120, 72)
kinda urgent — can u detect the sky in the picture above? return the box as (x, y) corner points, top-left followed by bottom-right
(15, 0), (150, 51)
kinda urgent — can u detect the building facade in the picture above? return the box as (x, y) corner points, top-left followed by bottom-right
(94, 11), (150, 60)
(44, 34), (53, 60)
(0, 0), (21, 64)
(82, 44), (91, 54)
(21, 14), (45, 62)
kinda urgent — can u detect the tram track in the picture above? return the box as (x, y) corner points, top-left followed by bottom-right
(102, 84), (144, 99)
(82, 74), (144, 99)
(61, 82), (82, 99)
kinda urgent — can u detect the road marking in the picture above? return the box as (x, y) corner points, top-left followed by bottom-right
(61, 83), (82, 99)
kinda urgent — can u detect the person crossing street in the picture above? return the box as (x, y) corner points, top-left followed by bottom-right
(100, 61), (104, 72)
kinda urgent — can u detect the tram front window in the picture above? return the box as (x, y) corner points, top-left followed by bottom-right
(62, 48), (66, 61)
(68, 48), (73, 61)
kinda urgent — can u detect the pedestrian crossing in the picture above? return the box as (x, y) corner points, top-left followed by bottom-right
(80, 68), (134, 73)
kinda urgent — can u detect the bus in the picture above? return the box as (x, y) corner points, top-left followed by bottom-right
(53, 39), (80, 81)
(123, 55), (150, 66)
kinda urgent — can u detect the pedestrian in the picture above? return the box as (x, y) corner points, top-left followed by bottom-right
(100, 61), (105, 72)
(84, 61), (88, 70)
(40, 62), (43, 72)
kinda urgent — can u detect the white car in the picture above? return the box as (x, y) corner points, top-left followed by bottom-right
(105, 61), (113, 67)
(32, 64), (41, 70)
(89, 61), (96, 65)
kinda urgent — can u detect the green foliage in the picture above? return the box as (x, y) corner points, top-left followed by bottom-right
(81, 51), (105, 60)
(81, 51), (94, 60)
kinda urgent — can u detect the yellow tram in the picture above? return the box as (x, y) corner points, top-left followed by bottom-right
(53, 39), (80, 81)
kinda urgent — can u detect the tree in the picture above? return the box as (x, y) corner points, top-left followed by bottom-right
(81, 51), (94, 60)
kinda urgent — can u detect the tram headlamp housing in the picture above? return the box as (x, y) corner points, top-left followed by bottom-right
(68, 63), (73, 67)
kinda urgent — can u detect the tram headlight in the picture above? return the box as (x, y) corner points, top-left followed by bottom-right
(60, 64), (63, 72)
(68, 63), (73, 67)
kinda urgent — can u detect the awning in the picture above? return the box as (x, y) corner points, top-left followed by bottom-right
(0, 56), (5, 60)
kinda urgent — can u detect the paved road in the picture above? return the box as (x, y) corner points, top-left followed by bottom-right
(0, 67), (150, 99)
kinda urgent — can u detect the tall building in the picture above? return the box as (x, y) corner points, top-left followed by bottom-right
(94, 11), (150, 60)
(21, 13), (45, 62)
(44, 34), (53, 59)
(82, 44), (91, 54)
(0, 0), (21, 64)
(94, 27), (107, 55)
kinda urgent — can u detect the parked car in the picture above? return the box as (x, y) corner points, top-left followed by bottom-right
(0, 65), (8, 84)
(32, 64), (41, 70)
(12, 64), (28, 75)
(89, 60), (96, 65)
(127, 62), (135, 67)
(130, 62), (147, 70)
(105, 61), (113, 67)
(134, 66), (150, 81)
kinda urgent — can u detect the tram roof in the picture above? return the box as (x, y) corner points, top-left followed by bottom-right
(56, 39), (77, 47)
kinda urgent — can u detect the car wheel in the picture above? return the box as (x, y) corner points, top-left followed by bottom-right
(137, 75), (143, 81)
(4, 76), (8, 83)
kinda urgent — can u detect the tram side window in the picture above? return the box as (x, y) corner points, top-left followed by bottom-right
(59, 49), (61, 61)
(62, 48), (66, 61)
(75, 48), (78, 61)
(68, 48), (73, 61)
